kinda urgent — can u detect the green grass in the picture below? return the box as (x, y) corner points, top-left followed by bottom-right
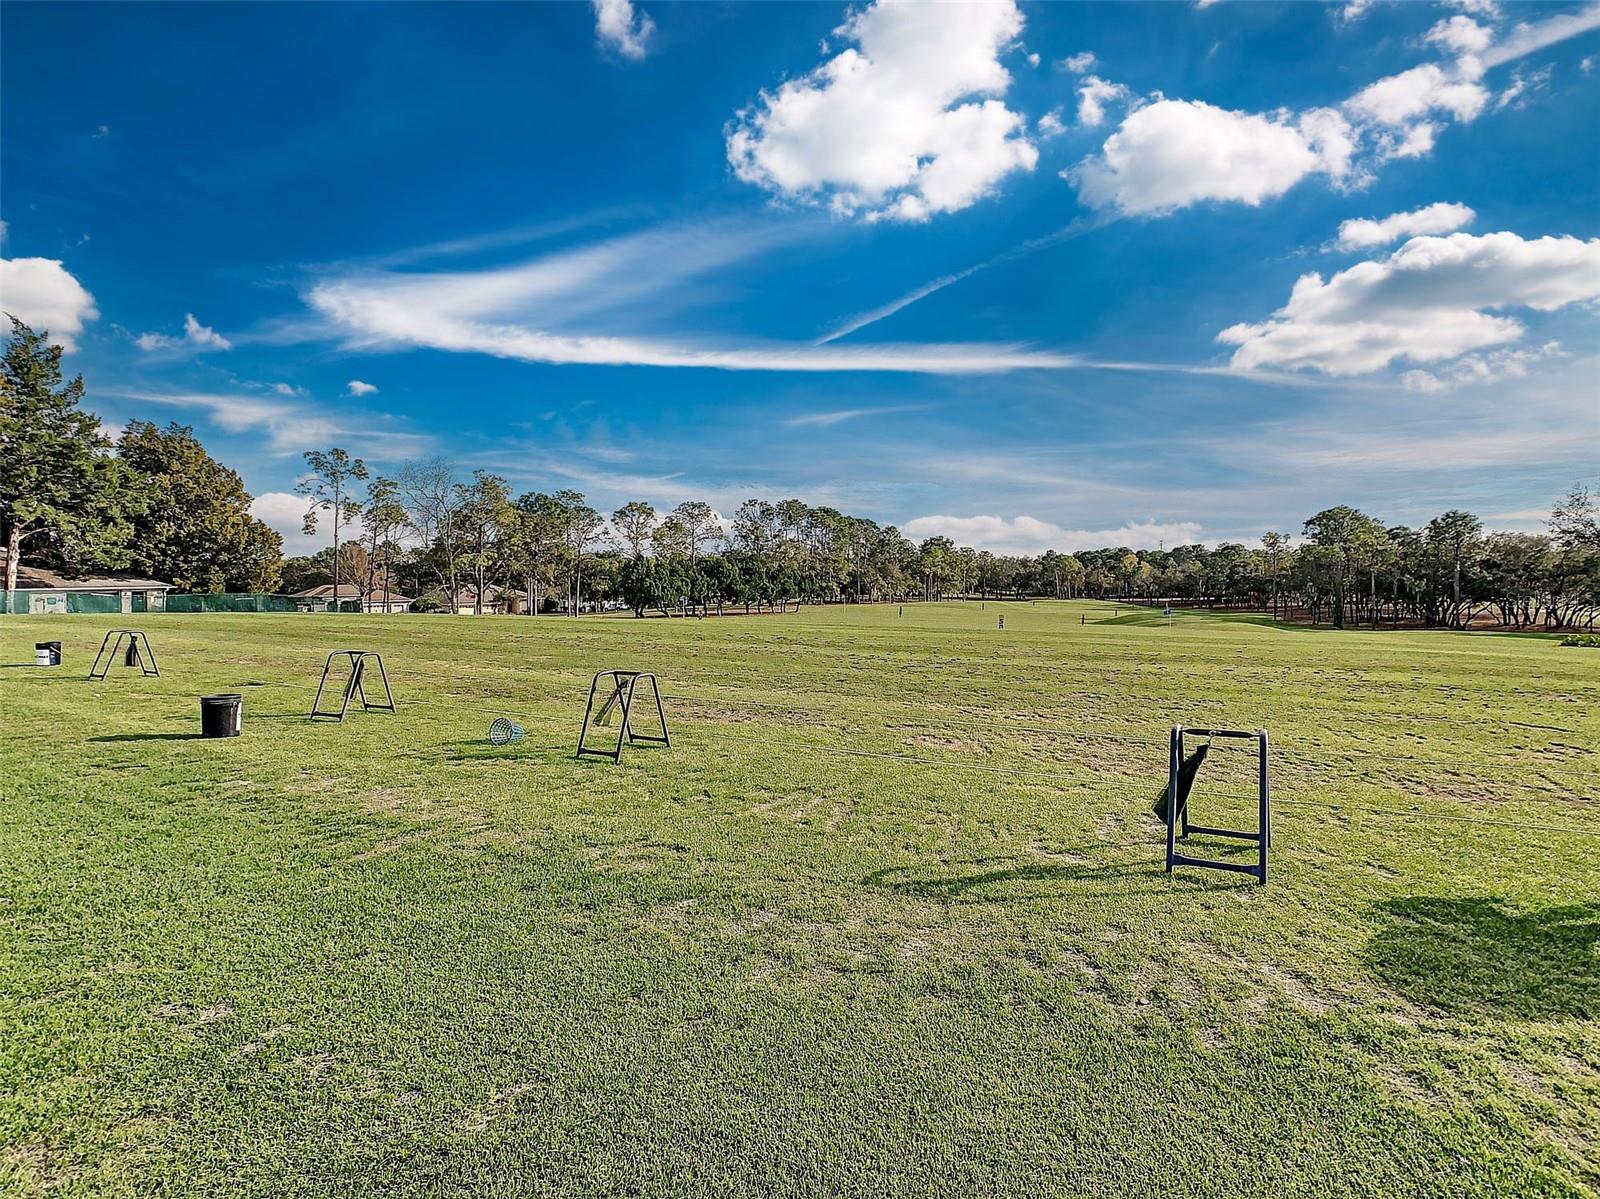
(2, 602), (1597, 1197)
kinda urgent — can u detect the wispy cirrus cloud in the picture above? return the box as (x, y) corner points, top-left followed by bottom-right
(305, 219), (1086, 374)
(784, 404), (928, 428)
(108, 389), (428, 456)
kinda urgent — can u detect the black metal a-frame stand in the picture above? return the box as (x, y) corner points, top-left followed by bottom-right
(310, 650), (396, 721)
(576, 670), (670, 762)
(89, 629), (160, 679)
(1164, 725), (1270, 885)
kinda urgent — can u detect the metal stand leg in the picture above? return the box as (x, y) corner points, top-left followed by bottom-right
(311, 651), (397, 720)
(1164, 725), (1270, 886)
(576, 671), (670, 761)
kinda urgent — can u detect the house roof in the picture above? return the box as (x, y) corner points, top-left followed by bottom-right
(293, 585), (413, 602)
(8, 562), (174, 592)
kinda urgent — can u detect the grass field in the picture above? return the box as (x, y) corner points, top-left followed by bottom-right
(3, 602), (1597, 1197)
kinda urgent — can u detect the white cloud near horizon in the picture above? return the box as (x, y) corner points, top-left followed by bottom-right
(902, 513), (1205, 554)
(136, 312), (232, 353)
(1336, 202), (1475, 249)
(592, 0), (653, 60)
(726, 0), (1037, 222)
(249, 491), (323, 556)
(1219, 231), (1600, 376)
(0, 257), (99, 350)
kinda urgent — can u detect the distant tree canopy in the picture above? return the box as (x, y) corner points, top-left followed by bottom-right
(5, 321), (1596, 628)
(117, 421), (283, 592)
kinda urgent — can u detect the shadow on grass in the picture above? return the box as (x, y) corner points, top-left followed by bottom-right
(89, 732), (204, 742)
(1364, 896), (1600, 1019)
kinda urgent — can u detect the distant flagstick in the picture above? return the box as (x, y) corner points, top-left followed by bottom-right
(816, 214), (1118, 345)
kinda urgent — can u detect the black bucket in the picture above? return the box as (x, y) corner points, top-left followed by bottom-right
(35, 641), (61, 667)
(201, 694), (243, 738)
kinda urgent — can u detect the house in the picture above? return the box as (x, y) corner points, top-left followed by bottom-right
(291, 584), (413, 614)
(448, 584), (516, 615)
(1, 558), (176, 614)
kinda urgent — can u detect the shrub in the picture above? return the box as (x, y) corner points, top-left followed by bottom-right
(1559, 633), (1600, 648)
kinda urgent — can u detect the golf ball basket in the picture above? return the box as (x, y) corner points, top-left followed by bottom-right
(489, 717), (525, 746)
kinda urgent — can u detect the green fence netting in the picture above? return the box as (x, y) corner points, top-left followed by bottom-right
(2, 590), (127, 614)
(3, 590), (362, 614)
(162, 594), (362, 613)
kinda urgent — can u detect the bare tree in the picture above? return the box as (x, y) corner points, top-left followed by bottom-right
(398, 457), (462, 607)
(298, 448), (367, 604)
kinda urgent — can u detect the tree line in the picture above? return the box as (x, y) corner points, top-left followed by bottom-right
(4, 318), (1596, 630)
(293, 449), (1599, 631)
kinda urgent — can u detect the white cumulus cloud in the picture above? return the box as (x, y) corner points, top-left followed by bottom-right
(1345, 62), (1489, 129)
(726, 0), (1037, 222)
(1218, 231), (1600, 376)
(1336, 202), (1475, 249)
(137, 312), (232, 353)
(1065, 3), (1596, 219)
(1400, 340), (1565, 393)
(346, 379), (379, 396)
(1066, 100), (1353, 216)
(1425, 15), (1494, 56)
(902, 514), (1204, 554)
(1037, 109), (1067, 138)
(1075, 76), (1130, 128)
(0, 257), (99, 350)
(1058, 50), (1097, 74)
(592, 0), (653, 61)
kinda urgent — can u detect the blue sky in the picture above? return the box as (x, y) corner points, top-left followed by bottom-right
(2, 0), (1597, 555)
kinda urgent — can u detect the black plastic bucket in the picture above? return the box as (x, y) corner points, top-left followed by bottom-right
(35, 641), (61, 667)
(201, 693), (243, 738)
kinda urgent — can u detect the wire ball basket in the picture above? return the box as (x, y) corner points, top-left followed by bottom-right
(488, 717), (525, 746)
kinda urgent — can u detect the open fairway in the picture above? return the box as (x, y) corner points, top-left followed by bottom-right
(3, 603), (1598, 1197)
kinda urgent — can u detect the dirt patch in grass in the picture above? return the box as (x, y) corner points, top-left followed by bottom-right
(230, 1023), (295, 1060)
(750, 791), (854, 830)
(907, 733), (991, 755)
(459, 1084), (536, 1134)
(154, 1001), (235, 1029)
(579, 840), (692, 874)
(3, 1142), (74, 1191)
